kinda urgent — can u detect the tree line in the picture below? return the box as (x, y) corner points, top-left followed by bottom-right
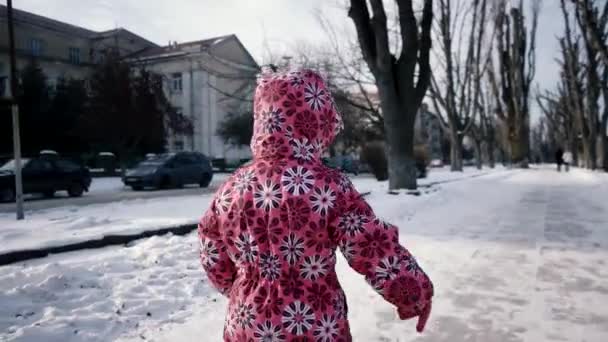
(536, 0), (608, 171)
(219, 0), (550, 189)
(0, 50), (192, 167)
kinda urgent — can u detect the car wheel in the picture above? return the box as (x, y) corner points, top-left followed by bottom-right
(199, 173), (212, 188)
(43, 190), (55, 198)
(67, 183), (84, 197)
(131, 186), (143, 191)
(1, 188), (15, 203)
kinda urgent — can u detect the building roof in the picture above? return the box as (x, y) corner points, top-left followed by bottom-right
(92, 28), (158, 48)
(134, 34), (235, 59)
(0, 4), (96, 38)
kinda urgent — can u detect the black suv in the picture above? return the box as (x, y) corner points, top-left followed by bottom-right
(0, 157), (92, 202)
(123, 152), (213, 190)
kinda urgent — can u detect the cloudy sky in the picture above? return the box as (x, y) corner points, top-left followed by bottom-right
(15, 0), (565, 115)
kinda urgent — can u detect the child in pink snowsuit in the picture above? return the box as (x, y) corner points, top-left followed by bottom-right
(198, 68), (433, 341)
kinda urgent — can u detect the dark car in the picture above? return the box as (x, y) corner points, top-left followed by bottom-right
(123, 152), (213, 191)
(0, 157), (92, 202)
(322, 155), (360, 175)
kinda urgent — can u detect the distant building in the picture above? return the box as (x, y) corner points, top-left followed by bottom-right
(416, 103), (444, 160)
(133, 35), (258, 160)
(0, 5), (156, 90)
(0, 5), (258, 160)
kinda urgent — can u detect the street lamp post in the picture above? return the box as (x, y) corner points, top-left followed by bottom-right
(6, 0), (24, 220)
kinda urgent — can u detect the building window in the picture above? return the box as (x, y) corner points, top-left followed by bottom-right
(174, 140), (184, 151)
(30, 38), (43, 56)
(68, 47), (80, 64)
(171, 72), (182, 92)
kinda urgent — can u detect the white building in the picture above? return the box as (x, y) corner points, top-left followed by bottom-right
(133, 35), (258, 161)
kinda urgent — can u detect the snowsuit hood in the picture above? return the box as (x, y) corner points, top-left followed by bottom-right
(251, 69), (343, 161)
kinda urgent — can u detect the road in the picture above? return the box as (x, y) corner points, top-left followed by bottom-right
(0, 176), (227, 213)
(0, 169), (486, 214)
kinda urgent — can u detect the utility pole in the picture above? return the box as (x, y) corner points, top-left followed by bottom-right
(7, 0), (24, 220)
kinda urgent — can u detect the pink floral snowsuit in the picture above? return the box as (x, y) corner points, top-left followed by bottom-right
(198, 69), (433, 341)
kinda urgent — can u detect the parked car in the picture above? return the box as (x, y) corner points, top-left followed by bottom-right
(322, 155), (360, 175)
(123, 152), (213, 190)
(0, 156), (91, 202)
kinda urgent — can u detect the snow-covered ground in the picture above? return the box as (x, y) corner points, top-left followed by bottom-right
(3, 166), (608, 341)
(0, 168), (492, 254)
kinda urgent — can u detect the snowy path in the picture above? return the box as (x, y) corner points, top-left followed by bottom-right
(1, 167), (607, 341)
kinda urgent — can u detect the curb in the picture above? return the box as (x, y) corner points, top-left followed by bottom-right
(0, 190), (388, 266)
(0, 223), (198, 266)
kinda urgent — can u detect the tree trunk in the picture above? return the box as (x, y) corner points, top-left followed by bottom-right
(485, 140), (496, 168)
(383, 98), (418, 190)
(601, 114), (608, 171)
(509, 127), (529, 168)
(450, 130), (463, 171)
(473, 138), (483, 170)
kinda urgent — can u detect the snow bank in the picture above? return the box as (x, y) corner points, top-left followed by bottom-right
(0, 168), (492, 255)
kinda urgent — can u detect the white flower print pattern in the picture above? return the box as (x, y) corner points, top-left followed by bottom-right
(233, 169), (257, 194)
(235, 233), (259, 263)
(339, 212), (367, 237)
(291, 138), (315, 162)
(314, 314), (339, 342)
(299, 255), (328, 281)
(254, 320), (286, 341)
(254, 180), (282, 211)
(260, 252), (281, 281)
(282, 301), (315, 336)
(310, 185), (336, 216)
(235, 301), (255, 329)
(200, 238), (219, 268)
(281, 166), (315, 196)
(375, 255), (402, 281)
(339, 240), (356, 261)
(279, 233), (305, 265)
(215, 188), (232, 213)
(264, 107), (285, 133)
(224, 312), (237, 337)
(304, 81), (327, 111)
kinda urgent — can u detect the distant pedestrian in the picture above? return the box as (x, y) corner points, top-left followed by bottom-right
(555, 148), (564, 172)
(563, 150), (573, 172)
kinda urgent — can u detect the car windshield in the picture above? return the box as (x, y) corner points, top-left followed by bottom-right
(0, 159), (31, 171)
(137, 154), (172, 168)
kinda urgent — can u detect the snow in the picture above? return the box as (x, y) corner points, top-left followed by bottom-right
(0, 169), (487, 255)
(2, 166), (608, 341)
(88, 177), (126, 193)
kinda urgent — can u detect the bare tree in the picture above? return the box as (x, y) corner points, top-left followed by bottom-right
(487, 0), (539, 168)
(348, 0), (433, 190)
(571, 0), (608, 170)
(558, 0), (606, 169)
(429, 0), (490, 171)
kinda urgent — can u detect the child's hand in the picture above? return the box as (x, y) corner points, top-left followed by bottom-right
(397, 301), (432, 333)
(416, 302), (432, 332)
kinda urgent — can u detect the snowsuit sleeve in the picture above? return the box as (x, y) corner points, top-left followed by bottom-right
(198, 201), (236, 296)
(331, 177), (434, 319)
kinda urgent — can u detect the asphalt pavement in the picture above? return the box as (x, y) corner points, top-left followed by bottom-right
(0, 180), (219, 214)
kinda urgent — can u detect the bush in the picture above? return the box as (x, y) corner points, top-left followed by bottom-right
(361, 141), (388, 181)
(414, 145), (430, 178)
